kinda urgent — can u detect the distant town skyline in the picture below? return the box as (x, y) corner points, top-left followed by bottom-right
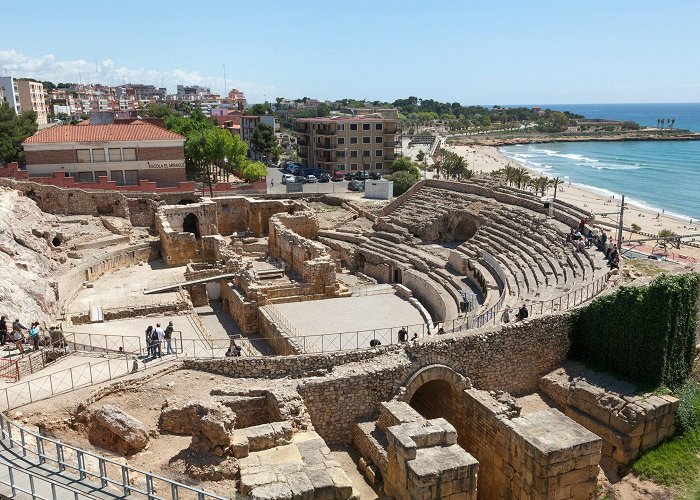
(1, 0), (699, 105)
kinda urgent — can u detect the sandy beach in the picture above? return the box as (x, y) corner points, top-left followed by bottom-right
(446, 143), (700, 264)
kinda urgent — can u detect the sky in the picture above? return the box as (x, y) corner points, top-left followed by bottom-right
(1, 0), (699, 105)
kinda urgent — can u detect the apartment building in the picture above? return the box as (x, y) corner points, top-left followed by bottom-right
(0, 77), (48, 125)
(22, 120), (186, 187)
(296, 116), (400, 172)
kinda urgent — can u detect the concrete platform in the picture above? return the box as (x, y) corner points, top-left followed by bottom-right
(267, 293), (426, 351)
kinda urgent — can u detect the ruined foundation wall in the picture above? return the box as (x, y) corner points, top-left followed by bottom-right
(214, 196), (303, 236)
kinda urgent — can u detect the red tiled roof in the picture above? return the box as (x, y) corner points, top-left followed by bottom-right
(23, 121), (184, 144)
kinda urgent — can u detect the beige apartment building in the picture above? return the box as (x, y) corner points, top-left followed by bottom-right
(0, 77), (48, 125)
(296, 116), (400, 172)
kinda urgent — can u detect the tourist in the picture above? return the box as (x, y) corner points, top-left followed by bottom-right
(501, 307), (511, 324)
(578, 217), (586, 232)
(145, 325), (154, 357)
(369, 338), (382, 347)
(0, 316), (7, 346)
(28, 322), (41, 351)
(516, 304), (529, 321)
(398, 327), (408, 343)
(12, 319), (27, 355)
(586, 229), (594, 248)
(577, 238), (586, 253)
(153, 323), (165, 358)
(410, 333), (419, 342)
(225, 338), (242, 357)
(164, 321), (175, 355)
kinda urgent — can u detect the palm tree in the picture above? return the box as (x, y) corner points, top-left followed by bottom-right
(660, 118), (665, 128)
(550, 177), (563, 200)
(670, 118), (676, 129)
(452, 156), (467, 180)
(657, 118), (661, 128)
(515, 167), (529, 189)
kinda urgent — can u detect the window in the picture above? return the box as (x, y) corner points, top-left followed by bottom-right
(92, 149), (106, 162)
(376, 149), (383, 156)
(122, 148), (137, 161)
(76, 171), (94, 183)
(350, 163), (358, 170)
(350, 137), (358, 144)
(337, 150), (345, 158)
(94, 170), (107, 180)
(375, 162), (382, 169)
(337, 137), (345, 145)
(362, 123), (370, 130)
(124, 170), (139, 185)
(361, 137), (369, 144)
(375, 123), (383, 130)
(110, 170), (125, 185)
(76, 149), (91, 163)
(337, 124), (345, 131)
(350, 123), (358, 131)
(108, 148), (122, 162)
(350, 150), (358, 158)
(363, 150), (370, 157)
(375, 136), (383, 143)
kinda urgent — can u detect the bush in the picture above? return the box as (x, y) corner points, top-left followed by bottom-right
(569, 273), (700, 389)
(238, 160), (267, 182)
(389, 171), (419, 196)
(676, 380), (700, 434)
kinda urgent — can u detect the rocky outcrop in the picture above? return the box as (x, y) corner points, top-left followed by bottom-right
(0, 187), (60, 324)
(88, 404), (149, 455)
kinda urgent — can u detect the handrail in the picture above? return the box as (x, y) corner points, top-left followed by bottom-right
(0, 458), (104, 500)
(0, 413), (230, 500)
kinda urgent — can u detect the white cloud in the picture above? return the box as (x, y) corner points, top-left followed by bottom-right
(0, 50), (276, 102)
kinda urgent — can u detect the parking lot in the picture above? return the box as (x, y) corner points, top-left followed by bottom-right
(266, 165), (375, 195)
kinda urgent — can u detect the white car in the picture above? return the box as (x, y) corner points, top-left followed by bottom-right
(281, 174), (295, 184)
(306, 175), (318, 183)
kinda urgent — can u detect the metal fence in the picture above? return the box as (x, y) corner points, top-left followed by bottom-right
(0, 414), (231, 500)
(0, 358), (20, 383)
(0, 460), (104, 500)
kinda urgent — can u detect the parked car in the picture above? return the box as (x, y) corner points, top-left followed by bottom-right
(348, 179), (365, 191)
(306, 175), (318, 183)
(369, 172), (382, 180)
(294, 175), (307, 183)
(318, 173), (331, 183)
(344, 172), (355, 180)
(281, 174), (295, 184)
(354, 171), (369, 181)
(332, 171), (345, 182)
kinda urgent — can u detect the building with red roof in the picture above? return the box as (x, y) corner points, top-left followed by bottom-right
(22, 121), (186, 187)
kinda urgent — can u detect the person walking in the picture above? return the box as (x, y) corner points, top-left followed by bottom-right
(164, 321), (175, 355)
(0, 316), (7, 346)
(153, 323), (165, 359)
(12, 319), (27, 355)
(28, 322), (41, 351)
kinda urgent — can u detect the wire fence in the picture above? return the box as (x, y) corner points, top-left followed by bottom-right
(0, 413), (232, 500)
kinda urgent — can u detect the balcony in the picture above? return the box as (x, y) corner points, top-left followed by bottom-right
(315, 142), (335, 150)
(315, 129), (335, 136)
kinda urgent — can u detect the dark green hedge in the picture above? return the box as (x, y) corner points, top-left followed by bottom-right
(569, 273), (700, 389)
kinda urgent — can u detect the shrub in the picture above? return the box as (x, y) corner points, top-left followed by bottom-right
(569, 273), (700, 389)
(676, 380), (700, 435)
(389, 171), (419, 196)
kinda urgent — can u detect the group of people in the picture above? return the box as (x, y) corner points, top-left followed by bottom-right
(500, 304), (529, 324)
(567, 220), (619, 270)
(144, 321), (175, 359)
(0, 316), (44, 355)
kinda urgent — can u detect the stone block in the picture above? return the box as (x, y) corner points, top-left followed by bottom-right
(241, 469), (278, 495)
(287, 472), (314, 500)
(250, 481), (293, 500)
(305, 468), (336, 500)
(231, 431), (250, 458)
(246, 424), (276, 451)
(271, 421), (294, 445)
(328, 466), (354, 498)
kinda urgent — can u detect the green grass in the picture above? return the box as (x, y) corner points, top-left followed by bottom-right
(631, 381), (700, 495)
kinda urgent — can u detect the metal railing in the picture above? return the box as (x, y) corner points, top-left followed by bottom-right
(0, 414), (230, 500)
(0, 358), (20, 383)
(0, 459), (104, 500)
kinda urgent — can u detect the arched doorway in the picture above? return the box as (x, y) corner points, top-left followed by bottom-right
(183, 213), (201, 239)
(403, 365), (470, 446)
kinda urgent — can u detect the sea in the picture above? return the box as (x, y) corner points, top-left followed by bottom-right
(498, 103), (700, 221)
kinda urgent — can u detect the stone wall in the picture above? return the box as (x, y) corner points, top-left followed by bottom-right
(462, 388), (601, 500)
(257, 307), (304, 355)
(184, 314), (573, 444)
(403, 269), (449, 321)
(268, 212), (337, 291)
(56, 242), (157, 309)
(539, 365), (679, 464)
(214, 196), (304, 237)
(156, 200), (218, 266)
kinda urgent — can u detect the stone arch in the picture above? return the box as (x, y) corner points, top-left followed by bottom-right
(402, 365), (471, 448)
(401, 364), (469, 404)
(183, 213), (201, 240)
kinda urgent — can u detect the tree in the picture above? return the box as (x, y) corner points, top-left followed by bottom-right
(629, 223), (641, 240)
(245, 103), (272, 116)
(205, 127), (247, 182)
(390, 157), (420, 179)
(250, 123), (278, 162)
(389, 171), (419, 196)
(670, 118), (676, 129)
(0, 103), (38, 165)
(315, 103), (331, 117)
(550, 177), (563, 200)
(239, 160), (267, 181)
